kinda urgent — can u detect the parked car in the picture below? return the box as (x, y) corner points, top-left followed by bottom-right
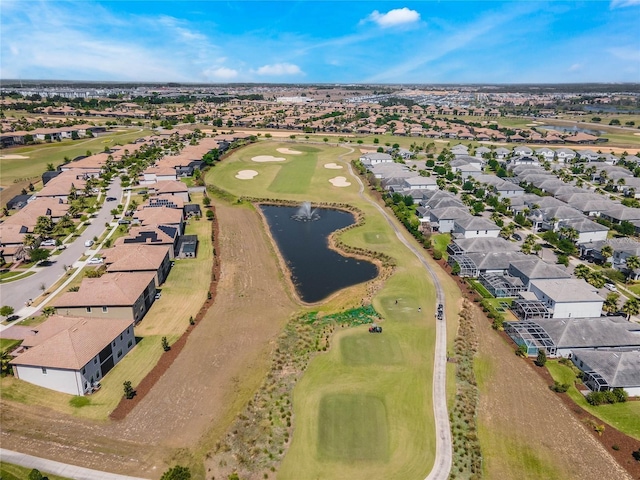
(512, 233), (522, 241)
(106, 196), (117, 202)
(605, 283), (618, 292)
(87, 257), (103, 265)
(84, 240), (94, 247)
(40, 239), (56, 247)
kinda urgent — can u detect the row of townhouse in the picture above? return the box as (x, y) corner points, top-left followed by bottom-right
(0, 125), (107, 147)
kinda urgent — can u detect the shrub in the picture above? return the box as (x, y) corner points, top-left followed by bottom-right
(550, 381), (570, 393)
(160, 465), (191, 480)
(123, 380), (135, 399)
(633, 449), (640, 462)
(162, 336), (171, 352)
(432, 250), (442, 260)
(535, 350), (547, 367)
(515, 345), (528, 357)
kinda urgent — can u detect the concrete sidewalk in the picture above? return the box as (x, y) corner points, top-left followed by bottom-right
(0, 448), (150, 480)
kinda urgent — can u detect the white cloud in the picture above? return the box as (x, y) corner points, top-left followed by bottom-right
(255, 63), (303, 76)
(203, 66), (238, 80)
(366, 8), (420, 28)
(568, 63), (582, 72)
(610, 0), (640, 8)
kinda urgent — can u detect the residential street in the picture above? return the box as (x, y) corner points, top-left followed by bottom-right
(0, 178), (123, 316)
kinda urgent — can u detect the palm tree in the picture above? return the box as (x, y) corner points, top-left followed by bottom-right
(574, 264), (590, 279)
(533, 243), (542, 257)
(23, 234), (37, 248)
(625, 255), (640, 281)
(622, 297), (640, 320)
(603, 293), (620, 313)
(600, 245), (613, 262)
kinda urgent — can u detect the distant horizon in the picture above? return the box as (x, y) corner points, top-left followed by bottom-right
(1, 1), (639, 84)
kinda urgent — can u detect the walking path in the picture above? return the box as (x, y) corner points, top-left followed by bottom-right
(340, 148), (452, 480)
(0, 448), (150, 480)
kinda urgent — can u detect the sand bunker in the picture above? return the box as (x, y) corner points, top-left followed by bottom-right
(251, 155), (286, 162)
(329, 176), (351, 187)
(235, 170), (259, 180)
(0, 154), (29, 160)
(324, 163), (343, 169)
(276, 148), (302, 155)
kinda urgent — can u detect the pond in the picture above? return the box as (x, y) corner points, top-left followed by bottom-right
(538, 125), (604, 135)
(260, 205), (378, 303)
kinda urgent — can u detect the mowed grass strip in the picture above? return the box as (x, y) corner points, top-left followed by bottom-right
(340, 333), (403, 366)
(318, 393), (389, 462)
(0, 462), (71, 480)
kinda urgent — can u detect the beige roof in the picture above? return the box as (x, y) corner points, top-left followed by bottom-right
(102, 244), (170, 272)
(154, 180), (188, 194)
(134, 206), (183, 226)
(10, 315), (133, 370)
(53, 272), (155, 308)
(0, 223), (29, 244)
(2, 198), (69, 229)
(37, 171), (86, 197)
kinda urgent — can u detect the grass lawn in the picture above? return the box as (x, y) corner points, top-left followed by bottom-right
(0, 270), (36, 283)
(0, 462), (71, 480)
(0, 338), (22, 353)
(208, 140), (457, 480)
(627, 282), (640, 296)
(431, 233), (450, 258)
(546, 361), (640, 440)
(135, 195), (212, 337)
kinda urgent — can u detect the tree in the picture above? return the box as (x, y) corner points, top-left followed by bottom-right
(160, 466), (191, 480)
(622, 297), (640, 320)
(0, 305), (15, 318)
(603, 293), (620, 313)
(34, 216), (54, 237)
(28, 469), (45, 480)
(203, 196), (211, 207)
(625, 255), (640, 281)
(633, 449), (640, 462)
(162, 336), (171, 352)
(601, 245), (613, 260)
(42, 306), (55, 317)
(29, 248), (51, 264)
(535, 350), (547, 367)
(123, 380), (136, 399)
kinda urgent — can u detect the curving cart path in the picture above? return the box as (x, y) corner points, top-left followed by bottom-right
(340, 147), (452, 480)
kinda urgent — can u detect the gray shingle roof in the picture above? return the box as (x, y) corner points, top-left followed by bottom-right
(573, 350), (640, 388)
(535, 317), (640, 350)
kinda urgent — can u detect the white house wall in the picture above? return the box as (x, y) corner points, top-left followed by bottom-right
(14, 365), (83, 396)
(576, 230), (608, 245)
(553, 301), (603, 319)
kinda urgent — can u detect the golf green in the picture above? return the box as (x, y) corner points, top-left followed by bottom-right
(318, 393), (389, 462)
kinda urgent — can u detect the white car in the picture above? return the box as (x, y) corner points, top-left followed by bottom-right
(605, 283), (618, 292)
(87, 257), (103, 265)
(84, 240), (94, 247)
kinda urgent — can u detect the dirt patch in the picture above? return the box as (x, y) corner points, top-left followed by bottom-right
(0, 154), (29, 159)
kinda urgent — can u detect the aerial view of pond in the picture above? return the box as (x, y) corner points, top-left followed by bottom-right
(260, 204), (378, 303)
(538, 125), (604, 135)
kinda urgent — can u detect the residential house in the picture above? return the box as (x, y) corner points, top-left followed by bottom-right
(53, 272), (157, 323)
(527, 278), (604, 318)
(101, 245), (172, 286)
(572, 350), (640, 396)
(9, 315), (135, 396)
(452, 216), (501, 238)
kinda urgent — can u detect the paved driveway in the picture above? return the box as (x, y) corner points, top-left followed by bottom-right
(0, 178), (123, 314)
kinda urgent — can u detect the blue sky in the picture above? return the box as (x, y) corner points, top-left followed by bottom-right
(1, 0), (639, 83)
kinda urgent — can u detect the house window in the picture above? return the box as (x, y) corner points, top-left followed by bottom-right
(117, 350), (123, 358)
(96, 371), (100, 378)
(102, 306), (108, 313)
(120, 334), (123, 341)
(94, 358), (98, 364)
(86, 307), (92, 313)
(82, 368), (86, 375)
(128, 339), (133, 348)
(112, 341), (116, 347)
(42, 368), (47, 375)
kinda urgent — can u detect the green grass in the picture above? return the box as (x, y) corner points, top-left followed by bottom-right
(546, 361), (640, 440)
(0, 338), (22, 353)
(0, 270), (37, 282)
(0, 462), (71, 480)
(318, 393), (389, 461)
(267, 152), (318, 194)
(431, 233), (450, 258)
(627, 282), (640, 296)
(340, 333), (403, 366)
(363, 231), (390, 244)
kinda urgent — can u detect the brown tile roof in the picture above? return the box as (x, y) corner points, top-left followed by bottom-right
(10, 315), (133, 369)
(102, 244), (170, 272)
(154, 180), (188, 194)
(53, 272), (156, 308)
(134, 206), (183, 226)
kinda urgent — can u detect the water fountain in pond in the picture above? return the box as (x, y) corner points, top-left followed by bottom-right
(291, 201), (320, 222)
